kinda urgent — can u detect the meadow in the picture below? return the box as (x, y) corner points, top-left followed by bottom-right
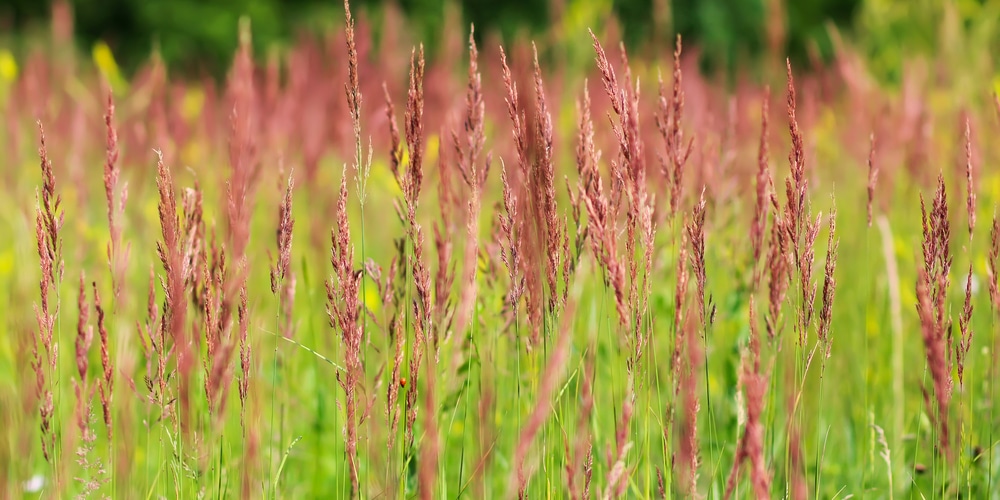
(1, 1), (999, 498)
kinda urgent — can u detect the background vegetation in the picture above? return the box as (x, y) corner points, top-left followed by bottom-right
(0, 0), (867, 74)
(1, 0), (1000, 499)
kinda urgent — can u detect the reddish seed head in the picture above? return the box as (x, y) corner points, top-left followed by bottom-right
(964, 117), (975, 237)
(867, 133), (878, 227)
(751, 88), (771, 275)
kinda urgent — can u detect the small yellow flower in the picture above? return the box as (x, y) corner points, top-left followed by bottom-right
(370, 159), (402, 196)
(92, 41), (125, 91)
(143, 196), (159, 225)
(363, 283), (380, 314)
(399, 147), (410, 170)
(181, 142), (202, 166)
(0, 248), (13, 277)
(426, 134), (440, 165)
(0, 50), (17, 82)
(181, 88), (205, 122)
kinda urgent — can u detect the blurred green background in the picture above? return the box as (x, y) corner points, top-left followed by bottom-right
(0, 0), (860, 73)
(0, 0), (997, 83)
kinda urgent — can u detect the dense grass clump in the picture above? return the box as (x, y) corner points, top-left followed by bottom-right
(1, 2), (999, 498)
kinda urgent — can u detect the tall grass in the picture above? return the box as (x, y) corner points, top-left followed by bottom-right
(2, 2), (1000, 498)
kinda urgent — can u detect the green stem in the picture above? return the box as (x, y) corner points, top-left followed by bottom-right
(358, 181), (369, 497)
(814, 359), (828, 500)
(270, 305), (280, 499)
(863, 214), (871, 493)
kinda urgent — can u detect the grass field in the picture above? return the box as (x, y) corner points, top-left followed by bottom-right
(1, 1), (999, 498)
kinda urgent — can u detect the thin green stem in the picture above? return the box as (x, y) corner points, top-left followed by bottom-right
(702, 318), (717, 487)
(53, 285), (63, 491)
(175, 335), (183, 495)
(457, 237), (480, 496)
(990, 275), (996, 500)
(269, 305), (280, 499)
(358, 180), (369, 497)
(814, 359), (828, 500)
(863, 216), (872, 496)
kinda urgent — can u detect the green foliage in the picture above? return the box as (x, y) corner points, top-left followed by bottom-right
(857, 0), (1000, 86)
(3, 0), (866, 75)
(672, 0), (766, 76)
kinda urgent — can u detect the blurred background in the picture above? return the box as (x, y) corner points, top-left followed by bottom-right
(0, 0), (982, 83)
